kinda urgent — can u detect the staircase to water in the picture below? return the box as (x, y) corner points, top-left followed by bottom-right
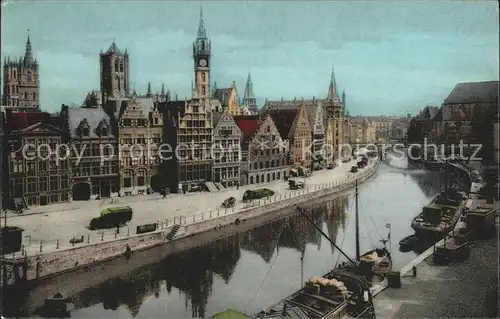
(166, 224), (181, 241)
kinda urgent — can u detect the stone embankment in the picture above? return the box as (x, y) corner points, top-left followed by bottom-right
(2, 160), (379, 284)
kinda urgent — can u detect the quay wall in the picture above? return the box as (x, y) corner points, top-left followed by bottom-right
(3, 161), (379, 284)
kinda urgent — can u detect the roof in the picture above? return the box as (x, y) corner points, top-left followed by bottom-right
(9, 111), (50, 131)
(105, 41), (122, 55)
(444, 81), (499, 104)
(67, 106), (115, 138)
(233, 115), (261, 143)
(266, 108), (299, 139)
(213, 88), (232, 106)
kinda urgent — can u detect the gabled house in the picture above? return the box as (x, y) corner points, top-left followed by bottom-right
(213, 82), (241, 116)
(234, 114), (289, 185)
(212, 111), (242, 187)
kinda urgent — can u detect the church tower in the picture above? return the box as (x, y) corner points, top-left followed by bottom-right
(193, 6), (211, 109)
(243, 72), (257, 113)
(100, 41), (129, 102)
(2, 32), (40, 108)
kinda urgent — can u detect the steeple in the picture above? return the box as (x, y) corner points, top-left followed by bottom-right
(197, 5), (207, 39)
(147, 82), (152, 97)
(160, 83), (165, 96)
(327, 67), (339, 101)
(244, 72), (255, 99)
(24, 31), (34, 66)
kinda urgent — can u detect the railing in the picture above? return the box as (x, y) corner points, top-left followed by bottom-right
(8, 160), (379, 258)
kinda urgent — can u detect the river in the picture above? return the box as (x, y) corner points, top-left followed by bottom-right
(5, 155), (446, 318)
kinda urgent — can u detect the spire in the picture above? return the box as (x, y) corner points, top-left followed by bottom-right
(211, 81), (217, 97)
(24, 30), (34, 65)
(161, 83), (165, 96)
(244, 72), (255, 99)
(147, 82), (152, 96)
(197, 5), (207, 39)
(132, 87), (137, 96)
(327, 67), (339, 101)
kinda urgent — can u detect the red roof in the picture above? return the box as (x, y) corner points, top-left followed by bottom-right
(10, 111), (50, 131)
(233, 115), (261, 142)
(266, 109), (299, 139)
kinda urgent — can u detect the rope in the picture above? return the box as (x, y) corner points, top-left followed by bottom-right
(244, 246), (280, 313)
(334, 210), (351, 268)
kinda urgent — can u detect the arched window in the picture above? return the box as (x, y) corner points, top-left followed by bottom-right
(12, 70), (16, 79)
(24, 92), (28, 100)
(267, 174), (270, 182)
(114, 59), (120, 71)
(253, 162), (257, 170)
(115, 75), (121, 91)
(82, 127), (90, 137)
(256, 175), (260, 183)
(260, 162), (263, 169)
(32, 92), (36, 100)
(202, 86), (206, 96)
(201, 73), (206, 82)
(119, 61), (124, 72)
(265, 161), (269, 168)
(277, 172), (281, 179)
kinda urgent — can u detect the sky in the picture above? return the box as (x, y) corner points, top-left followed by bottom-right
(1, 0), (498, 115)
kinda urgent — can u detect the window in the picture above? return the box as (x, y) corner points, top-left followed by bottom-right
(50, 176), (58, 190)
(123, 171), (132, 188)
(114, 59), (120, 71)
(33, 92), (36, 100)
(82, 127), (90, 137)
(202, 86), (206, 96)
(39, 177), (48, 192)
(24, 92), (28, 100)
(201, 72), (206, 82)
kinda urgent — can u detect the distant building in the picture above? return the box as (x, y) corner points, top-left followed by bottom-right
(242, 72), (257, 114)
(213, 81), (241, 116)
(406, 106), (439, 144)
(3, 110), (71, 208)
(234, 114), (289, 185)
(60, 104), (119, 200)
(2, 33), (40, 109)
(212, 111), (242, 187)
(493, 114), (499, 165)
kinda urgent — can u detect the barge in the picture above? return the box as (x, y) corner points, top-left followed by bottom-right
(411, 190), (467, 239)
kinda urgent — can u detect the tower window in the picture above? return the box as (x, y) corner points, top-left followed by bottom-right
(119, 61), (124, 72)
(12, 70), (16, 79)
(202, 86), (206, 96)
(201, 72), (206, 82)
(114, 59), (119, 72)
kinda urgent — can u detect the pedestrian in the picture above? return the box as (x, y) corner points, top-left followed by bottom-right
(162, 188), (167, 199)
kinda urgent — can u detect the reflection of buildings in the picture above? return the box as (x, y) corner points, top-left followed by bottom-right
(240, 220), (284, 263)
(408, 170), (444, 197)
(70, 235), (241, 318)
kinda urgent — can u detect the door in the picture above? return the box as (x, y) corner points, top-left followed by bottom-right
(39, 196), (48, 206)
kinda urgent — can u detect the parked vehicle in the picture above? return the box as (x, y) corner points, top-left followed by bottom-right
(350, 166), (358, 173)
(89, 206), (133, 230)
(288, 179), (305, 190)
(242, 188), (275, 202)
(327, 163), (336, 170)
(222, 197), (236, 208)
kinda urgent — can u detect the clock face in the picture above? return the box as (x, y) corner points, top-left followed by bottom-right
(199, 59), (207, 67)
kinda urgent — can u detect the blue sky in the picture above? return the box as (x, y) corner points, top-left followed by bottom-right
(1, 1), (498, 115)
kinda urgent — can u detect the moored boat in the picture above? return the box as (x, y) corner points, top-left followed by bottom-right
(411, 190), (467, 239)
(398, 235), (418, 252)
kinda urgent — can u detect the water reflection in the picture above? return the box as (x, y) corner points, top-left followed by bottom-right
(66, 198), (348, 318)
(6, 160), (444, 319)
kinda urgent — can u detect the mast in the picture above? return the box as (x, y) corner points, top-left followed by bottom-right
(355, 178), (360, 261)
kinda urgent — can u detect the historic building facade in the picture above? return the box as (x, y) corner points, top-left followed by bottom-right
(61, 105), (119, 200)
(431, 81), (498, 162)
(323, 69), (344, 163)
(212, 111), (242, 187)
(3, 110), (71, 208)
(100, 41), (129, 102)
(234, 114), (289, 185)
(2, 34), (40, 109)
(162, 9), (213, 193)
(118, 95), (163, 195)
(213, 81), (240, 116)
(242, 72), (257, 114)
(265, 105), (312, 168)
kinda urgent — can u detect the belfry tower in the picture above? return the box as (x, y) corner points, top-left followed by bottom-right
(193, 6), (211, 109)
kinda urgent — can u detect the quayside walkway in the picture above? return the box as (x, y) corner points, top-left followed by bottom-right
(5, 158), (378, 257)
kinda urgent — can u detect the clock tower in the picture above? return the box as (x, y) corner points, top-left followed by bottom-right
(193, 6), (211, 109)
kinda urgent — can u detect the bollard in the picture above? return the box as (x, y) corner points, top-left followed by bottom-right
(412, 266), (417, 277)
(101, 232), (104, 241)
(40, 241), (43, 253)
(56, 240), (59, 249)
(87, 234), (90, 243)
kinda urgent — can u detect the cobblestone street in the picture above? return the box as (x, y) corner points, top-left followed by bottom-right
(5, 158), (376, 252)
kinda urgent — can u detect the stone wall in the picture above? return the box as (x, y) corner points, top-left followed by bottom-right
(3, 160), (378, 284)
